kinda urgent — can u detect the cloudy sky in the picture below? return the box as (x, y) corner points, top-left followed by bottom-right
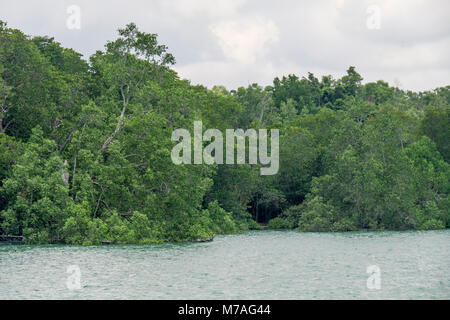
(1, 0), (449, 91)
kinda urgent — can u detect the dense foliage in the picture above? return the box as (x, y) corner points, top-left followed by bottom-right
(0, 22), (448, 244)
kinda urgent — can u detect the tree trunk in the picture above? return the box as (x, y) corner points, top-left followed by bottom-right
(100, 86), (129, 154)
(100, 104), (127, 154)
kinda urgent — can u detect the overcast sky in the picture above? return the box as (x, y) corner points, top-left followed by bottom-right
(1, 0), (449, 91)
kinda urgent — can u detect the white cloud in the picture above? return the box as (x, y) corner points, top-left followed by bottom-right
(210, 17), (279, 64)
(0, 0), (448, 91)
(160, 0), (246, 19)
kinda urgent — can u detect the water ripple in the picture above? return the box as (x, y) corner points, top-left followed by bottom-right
(0, 230), (449, 299)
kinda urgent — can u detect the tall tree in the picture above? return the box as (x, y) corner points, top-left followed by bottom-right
(93, 23), (175, 154)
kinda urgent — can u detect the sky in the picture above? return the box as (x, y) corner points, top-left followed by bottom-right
(1, 0), (449, 91)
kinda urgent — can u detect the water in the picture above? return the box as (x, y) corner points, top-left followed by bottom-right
(0, 230), (449, 299)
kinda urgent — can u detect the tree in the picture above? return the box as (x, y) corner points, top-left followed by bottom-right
(93, 23), (175, 154)
(420, 105), (450, 162)
(0, 127), (74, 243)
(340, 66), (363, 97)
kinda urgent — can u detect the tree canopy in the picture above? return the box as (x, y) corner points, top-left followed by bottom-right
(0, 21), (449, 244)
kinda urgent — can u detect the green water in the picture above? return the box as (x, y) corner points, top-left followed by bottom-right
(0, 230), (449, 299)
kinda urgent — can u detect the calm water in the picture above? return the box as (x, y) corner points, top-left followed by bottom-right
(0, 230), (449, 299)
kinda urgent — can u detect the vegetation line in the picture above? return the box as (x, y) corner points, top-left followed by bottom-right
(0, 21), (448, 245)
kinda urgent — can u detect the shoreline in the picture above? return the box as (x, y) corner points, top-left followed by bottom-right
(1, 228), (448, 246)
